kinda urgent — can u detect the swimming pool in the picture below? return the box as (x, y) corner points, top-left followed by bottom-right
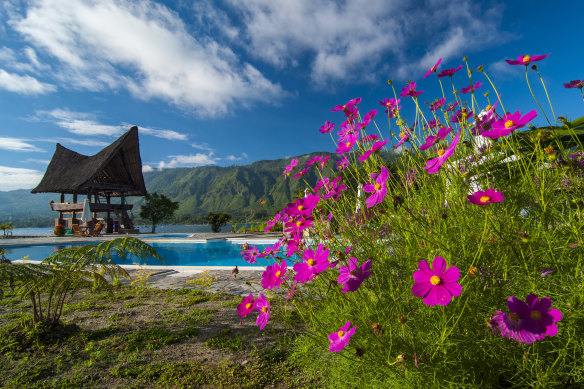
(2, 240), (282, 267)
(142, 234), (192, 239)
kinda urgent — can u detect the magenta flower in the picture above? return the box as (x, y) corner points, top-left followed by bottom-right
(318, 155), (330, 170)
(429, 97), (446, 112)
(305, 156), (322, 167)
(237, 294), (256, 323)
(359, 139), (388, 162)
(505, 53), (550, 66)
(255, 293), (270, 330)
(460, 81), (482, 94)
(362, 166), (389, 208)
(337, 257), (372, 293)
(293, 167), (310, 178)
(261, 260), (287, 290)
(446, 101), (459, 112)
(293, 244), (330, 284)
(328, 321), (357, 352)
(331, 97), (362, 113)
(379, 98), (401, 117)
(282, 158), (298, 178)
(523, 294), (562, 340)
(438, 64), (463, 78)
(482, 110), (537, 139)
(242, 245), (260, 264)
(412, 256), (461, 306)
(337, 156), (349, 171)
(423, 132), (460, 174)
(259, 241), (282, 258)
(284, 217), (313, 234)
(400, 82), (424, 98)
(564, 80), (584, 89)
(427, 118), (440, 130)
(467, 189), (504, 205)
(394, 128), (411, 149)
(423, 58), (442, 78)
(451, 108), (473, 124)
(335, 133), (358, 154)
(319, 121), (335, 134)
(419, 127), (452, 151)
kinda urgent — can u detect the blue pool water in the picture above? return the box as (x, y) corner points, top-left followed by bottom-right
(1, 240), (282, 267)
(143, 234), (192, 238)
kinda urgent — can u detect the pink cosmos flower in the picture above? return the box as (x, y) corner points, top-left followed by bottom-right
(259, 241), (282, 258)
(284, 217), (313, 234)
(261, 260), (287, 290)
(337, 257), (372, 293)
(359, 139), (389, 162)
(283, 193), (320, 218)
(331, 98), (362, 115)
(293, 244), (330, 284)
(379, 98), (401, 117)
(242, 246), (260, 264)
(394, 128), (411, 149)
(419, 127), (452, 151)
(362, 166), (389, 208)
(564, 80), (584, 89)
(314, 176), (330, 191)
(427, 118), (440, 130)
(335, 133), (359, 154)
(412, 256), (461, 306)
(328, 320), (357, 352)
(400, 82), (424, 98)
(451, 108), (473, 124)
(438, 64), (463, 78)
(264, 213), (282, 232)
(305, 156), (322, 167)
(423, 58), (442, 78)
(446, 101), (459, 112)
(318, 155), (330, 170)
(460, 81), (482, 94)
(237, 294), (256, 323)
(423, 132), (460, 174)
(293, 167), (310, 178)
(255, 293), (270, 330)
(467, 189), (504, 205)
(337, 120), (357, 141)
(282, 158), (298, 178)
(482, 110), (537, 139)
(361, 134), (379, 143)
(429, 97), (446, 112)
(337, 156), (349, 171)
(505, 53), (550, 66)
(491, 294), (561, 344)
(284, 232), (304, 257)
(319, 121), (335, 134)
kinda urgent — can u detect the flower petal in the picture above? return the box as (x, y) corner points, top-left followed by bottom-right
(432, 256), (447, 276)
(441, 266), (460, 283)
(412, 281), (431, 298)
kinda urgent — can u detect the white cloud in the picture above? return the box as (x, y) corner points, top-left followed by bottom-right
(226, 152), (249, 161)
(0, 68), (56, 94)
(225, 0), (512, 85)
(0, 166), (43, 191)
(157, 153), (218, 168)
(37, 109), (189, 141)
(0, 137), (44, 152)
(11, 0), (286, 116)
(142, 164), (154, 173)
(191, 142), (214, 152)
(22, 158), (50, 164)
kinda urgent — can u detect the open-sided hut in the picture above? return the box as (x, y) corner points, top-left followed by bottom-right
(31, 126), (146, 234)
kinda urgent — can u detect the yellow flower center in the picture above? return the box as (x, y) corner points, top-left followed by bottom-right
(509, 313), (520, 322)
(275, 270), (282, 277)
(531, 311), (541, 320)
(431, 66), (436, 72)
(298, 205), (304, 211)
(374, 183), (381, 191)
(350, 269), (358, 277)
(399, 132), (405, 138)
(337, 330), (345, 337)
(480, 196), (490, 203)
(261, 306), (268, 313)
(437, 148), (445, 156)
(296, 220), (302, 227)
(245, 303), (252, 309)
(430, 275), (441, 285)
(307, 259), (315, 266)
(469, 266), (478, 276)
(346, 142), (351, 147)
(522, 55), (531, 63)
(504, 120), (515, 129)
(485, 105), (492, 111)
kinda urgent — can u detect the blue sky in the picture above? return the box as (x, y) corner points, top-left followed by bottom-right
(0, 0), (582, 191)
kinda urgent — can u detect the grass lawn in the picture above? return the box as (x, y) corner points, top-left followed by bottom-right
(0, 285), (322, 388)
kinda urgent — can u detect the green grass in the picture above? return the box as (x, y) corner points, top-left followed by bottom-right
(204, 328), (245, 351)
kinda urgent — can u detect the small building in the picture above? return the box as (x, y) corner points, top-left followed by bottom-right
(31, 126), (147, 234)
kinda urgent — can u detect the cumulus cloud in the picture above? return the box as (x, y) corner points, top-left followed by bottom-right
(225, 0), (513, 85)
(142, 164), (154, 173)
(225, 152), (248, 161)
(0, 68), (56, 94)
(157, 153), (218, 168)
(0, 137), (44, 152)
(0, 166), (43, 191)
(10, 0), (286, 116)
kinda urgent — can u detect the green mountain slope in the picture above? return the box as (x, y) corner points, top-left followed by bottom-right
(0, 152), (342, 226)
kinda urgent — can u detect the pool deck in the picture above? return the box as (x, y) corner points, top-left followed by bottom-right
(1, 232), (281, 296)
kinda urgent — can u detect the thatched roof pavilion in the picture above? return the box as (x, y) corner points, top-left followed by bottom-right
(32, 126), (146, 233)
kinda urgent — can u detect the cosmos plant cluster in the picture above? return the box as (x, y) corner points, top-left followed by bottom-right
(236, 53), (582, 355)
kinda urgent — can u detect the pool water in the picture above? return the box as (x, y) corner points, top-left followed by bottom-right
(2, 240), (285, 267)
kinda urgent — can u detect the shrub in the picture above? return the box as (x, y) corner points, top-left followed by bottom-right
(53, 224), (65, 237)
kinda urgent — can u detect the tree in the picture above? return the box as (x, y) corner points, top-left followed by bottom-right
(139, 193), (179, 233)
(205, 212), (231, 232)
(0, 222), (13, 238)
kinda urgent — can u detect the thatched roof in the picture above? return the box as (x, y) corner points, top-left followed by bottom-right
(31, 126), (147, 197)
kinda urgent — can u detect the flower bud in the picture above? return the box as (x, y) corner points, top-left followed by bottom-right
(531, 64), (537, 70)
(398, 314), (407, 325)
(387, 79), (393, 85)
(469, 266), (478, 276)
(477, 65), (484, 71)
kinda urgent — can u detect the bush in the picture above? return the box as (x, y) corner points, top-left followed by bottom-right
(53, 224), (65, 237)
(237, 57), (584, 387)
